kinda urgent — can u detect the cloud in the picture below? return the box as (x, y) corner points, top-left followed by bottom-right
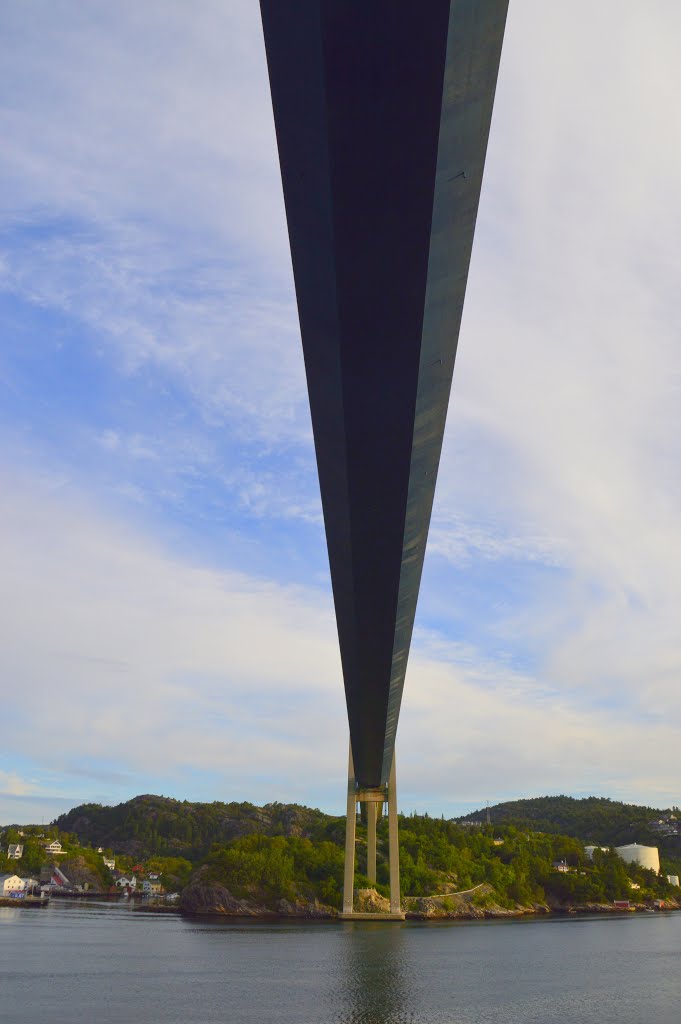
(0, 465), (344, 798)
(422, 2), (681, 708)
(2, 2), (681, 822)
(0, 771), (36, 798)
(0, 0), (309, 448)
(3, 464), (681, 824)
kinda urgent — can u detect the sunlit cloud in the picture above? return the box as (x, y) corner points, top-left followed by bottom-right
(2, 1), (681, 822)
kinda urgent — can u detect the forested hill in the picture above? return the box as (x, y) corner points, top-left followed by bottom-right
(53, 794), (339, 860)
(459, 796), (680, 848)
(53, 792), (681, 865)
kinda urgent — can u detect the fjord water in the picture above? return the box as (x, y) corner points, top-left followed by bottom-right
(2, 900), (680, 1024)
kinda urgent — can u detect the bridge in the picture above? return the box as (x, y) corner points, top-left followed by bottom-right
(260, 0), (508, 918)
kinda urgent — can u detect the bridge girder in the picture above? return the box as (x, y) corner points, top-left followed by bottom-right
(260, 0), (508, 788)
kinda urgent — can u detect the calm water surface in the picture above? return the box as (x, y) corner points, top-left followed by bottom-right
(1, 899), (680, 1023)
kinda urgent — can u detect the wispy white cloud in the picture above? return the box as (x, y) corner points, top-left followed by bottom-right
(0, 0), (309, 448)
(0, 771), (36, 798)
(3, 2), (681, 822)
(2, 465), (680, 824)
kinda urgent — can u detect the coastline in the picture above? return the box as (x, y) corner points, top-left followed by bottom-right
(177, 882), (681, 922)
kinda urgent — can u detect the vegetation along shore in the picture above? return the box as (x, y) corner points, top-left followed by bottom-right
(2, 794), (680, 920)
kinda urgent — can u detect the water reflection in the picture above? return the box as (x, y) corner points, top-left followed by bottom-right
(335, 922), (418, 1023)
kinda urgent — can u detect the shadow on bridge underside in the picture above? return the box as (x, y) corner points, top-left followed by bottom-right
(260, 0), (508, 915)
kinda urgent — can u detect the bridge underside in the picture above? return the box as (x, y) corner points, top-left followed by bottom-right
(260, 0), (507, 792)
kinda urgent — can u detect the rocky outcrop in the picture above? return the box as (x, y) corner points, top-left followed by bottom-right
(402, 883), (544, 920)
(180, 874), (681, 921)
(354, 888), (392, 914)
(179, 871), (336, 918)
(180, 880), (273, 917)
(275, 898), (334, 918)
(547, 898), (681, 914)
(56, 856), (107, 892)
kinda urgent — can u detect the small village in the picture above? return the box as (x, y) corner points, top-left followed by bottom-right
(0, 828), (181, 907)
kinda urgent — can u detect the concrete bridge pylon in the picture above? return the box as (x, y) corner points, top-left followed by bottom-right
(340, 743), (404, 921)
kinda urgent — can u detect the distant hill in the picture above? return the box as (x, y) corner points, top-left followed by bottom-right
(53, 794), (340, 861)
(54, 793), (681, 861)
(459, 795), (681, 849)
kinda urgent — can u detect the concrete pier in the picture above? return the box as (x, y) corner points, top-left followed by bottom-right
(340, 743), (405, 921)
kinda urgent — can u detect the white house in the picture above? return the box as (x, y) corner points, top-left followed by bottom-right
(115, 876), (137, 889)
(142, 880), (164, 895)
(0, 874), (26, 893)
(103, 858), (115, 870)
(44, 840), (64, 855)
(7, 844), (23, 860)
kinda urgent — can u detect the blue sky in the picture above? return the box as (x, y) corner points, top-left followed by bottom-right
(3, 1), (681, 824)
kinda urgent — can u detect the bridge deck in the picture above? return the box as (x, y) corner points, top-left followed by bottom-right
(261, 0), (508, 788)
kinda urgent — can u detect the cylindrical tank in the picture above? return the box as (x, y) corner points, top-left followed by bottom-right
(584, 845), (608, 859)
(614, 843), (660, 873)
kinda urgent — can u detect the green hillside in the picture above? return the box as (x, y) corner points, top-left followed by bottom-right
(459, 795), (681, 849)
(52, 793), (338, 860)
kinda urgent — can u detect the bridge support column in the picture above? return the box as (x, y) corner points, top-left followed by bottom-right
(366, 800), (377, 884)
(340, 741), (405, 921)
(342, 745), (357, 916)
(388, 750), (401, 916)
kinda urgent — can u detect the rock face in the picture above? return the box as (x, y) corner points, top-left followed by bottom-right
(402, 883), (542, 920)
(57, 856), (106, 892)
(180, 877), (681, 921)
(354, 888), (392, 915)
(179, 873), (336, 918)
(180, 881), (273, 917)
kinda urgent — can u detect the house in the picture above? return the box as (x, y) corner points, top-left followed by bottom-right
(142, 879), (164, 895)
(7, 844), (23, 860)
(103, 858), (115, 870)
(115, 876), (137, 889)
(0, 874), (26, 893)
(43, 840), (64, 855)
(552, 860), (570, 873)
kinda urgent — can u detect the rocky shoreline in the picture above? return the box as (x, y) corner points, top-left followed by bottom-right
(179, 880), (681, 921)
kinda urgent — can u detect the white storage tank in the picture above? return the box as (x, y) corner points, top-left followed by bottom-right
(584, 845), (608, 859)
(614, 843), (660, 873)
